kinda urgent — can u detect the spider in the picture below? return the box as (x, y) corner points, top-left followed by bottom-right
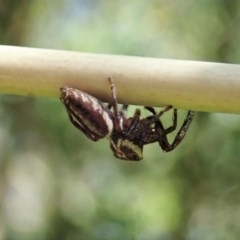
(60, 77), (194, 161)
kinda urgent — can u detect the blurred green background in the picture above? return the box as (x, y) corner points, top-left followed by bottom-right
(1, 1), (240, 240)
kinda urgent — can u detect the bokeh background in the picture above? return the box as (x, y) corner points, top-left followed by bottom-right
(1, 1), (240, 240)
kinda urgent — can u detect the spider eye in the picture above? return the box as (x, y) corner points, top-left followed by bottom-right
(110, 138), (143, 161)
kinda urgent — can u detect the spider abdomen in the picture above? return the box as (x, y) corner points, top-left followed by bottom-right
(60, 86), (114, 141)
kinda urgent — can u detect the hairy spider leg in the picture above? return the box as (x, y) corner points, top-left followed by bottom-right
(145, 106), (194, 151)
(156, 110), (194, 152)
(135, 106), (172, 145)
(108, 77), (123, 132)
(158, 108), (178, 134)
(165, 110), (194, 151)
(121, 104), (128, 112)
(108, 104), (128, 112)
(108, 103), (129, 126)
(144, 105), (176, 131)
(145, 106), (177, 133)
(145, 105), (172, 118)
(124, 109), (141, 136)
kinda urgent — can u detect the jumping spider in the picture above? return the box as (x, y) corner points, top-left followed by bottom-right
(60, 77), (194, 161)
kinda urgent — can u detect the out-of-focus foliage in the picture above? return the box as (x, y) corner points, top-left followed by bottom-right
(1, 0), (240, 239)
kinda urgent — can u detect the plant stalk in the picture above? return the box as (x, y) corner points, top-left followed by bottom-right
(0, 45), (240, 114)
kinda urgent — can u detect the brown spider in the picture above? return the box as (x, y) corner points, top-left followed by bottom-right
(60, 77), (194, 161)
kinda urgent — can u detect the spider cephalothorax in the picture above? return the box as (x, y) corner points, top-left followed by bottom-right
(60, 77), (194, 161)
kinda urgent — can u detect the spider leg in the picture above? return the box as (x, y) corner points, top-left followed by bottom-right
(108, 101), (128, 113)
(157, 110), (194, 152)
(124, 109), (141, 136)
(108, 100), (128, 126)
(156, 105), (173, 117)
(145, 105), (172, 117)
(121, 104), (128, 114)
(140, 105), (174, 145)
(108, 77), (122, 132)
(169, 110), (194, 149)
(164, 109), (177, 134)
(107, 102), (112, 109)
(119, 104), (129, 121)
(143, 105), (174, 132)
(145, 106), (156, 114)
(145, 106), (177, 135)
